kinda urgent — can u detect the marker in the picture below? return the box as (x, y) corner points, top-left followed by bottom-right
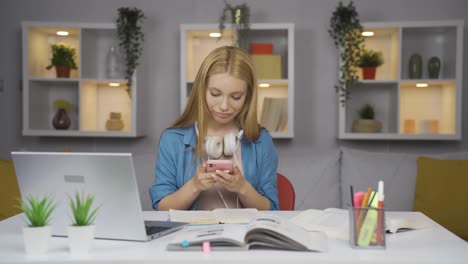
(181, 240), (190, 247)
(202, 241), (211, 255)
(377, 181), (384, 246)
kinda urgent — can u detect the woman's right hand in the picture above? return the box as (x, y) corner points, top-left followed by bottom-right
(191, 164), (216, 193)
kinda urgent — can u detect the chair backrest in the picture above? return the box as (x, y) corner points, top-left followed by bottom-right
(277, 173), (295, 210)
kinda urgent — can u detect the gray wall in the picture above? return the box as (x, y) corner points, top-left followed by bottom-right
(1, 0), (467, 210)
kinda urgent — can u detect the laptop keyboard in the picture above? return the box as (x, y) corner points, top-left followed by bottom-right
(145, 225), (170, 235)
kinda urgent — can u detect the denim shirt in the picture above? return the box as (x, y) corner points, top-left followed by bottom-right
(149, 126), (279, 210)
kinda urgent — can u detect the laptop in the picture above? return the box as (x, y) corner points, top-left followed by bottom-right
(11, 152), (186, 242)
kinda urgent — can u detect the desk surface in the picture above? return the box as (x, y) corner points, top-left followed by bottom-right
(1, 211), (467, 264)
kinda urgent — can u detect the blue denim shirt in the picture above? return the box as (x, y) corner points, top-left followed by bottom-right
(149, 126), (279, 210)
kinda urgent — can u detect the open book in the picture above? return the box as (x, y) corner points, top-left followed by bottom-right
(290, 208), (434, 240)
(166, 215), (327, 252)
(169, 208), (260, 224)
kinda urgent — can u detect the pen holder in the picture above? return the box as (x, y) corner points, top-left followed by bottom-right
(349, 207), (386, 249)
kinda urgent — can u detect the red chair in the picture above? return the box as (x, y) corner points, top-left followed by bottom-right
(277, 173), (295, 210)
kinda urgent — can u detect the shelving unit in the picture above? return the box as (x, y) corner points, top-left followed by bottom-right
(22, 21), (144, 137)
(338, 20), (463, 140)
(180, 23), (294, 138)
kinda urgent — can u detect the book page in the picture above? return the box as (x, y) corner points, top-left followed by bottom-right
(290, 208), (349, 240)
(386, 211), (434, 233)
(166, 224), (248, 251)
(169, 210), (218, 224)
(169, 208), (260, 224)
(245, 215), (328, 252)
(213, 208), (260, 224)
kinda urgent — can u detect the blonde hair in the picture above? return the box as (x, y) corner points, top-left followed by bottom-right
(172, 46), (261, 158)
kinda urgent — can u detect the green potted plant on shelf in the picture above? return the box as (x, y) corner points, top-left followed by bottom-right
(45, 43), (78, 78)
(52, 99), (72, 130)
(352, 103), (382, 133)
(356, 47), (384, 80)
(329, 1), (365, 105)
(218, 0), (250, 49)
(116, 7), (145, 92)
(19, 195), (56, 255)
(67, 192), (100, 255)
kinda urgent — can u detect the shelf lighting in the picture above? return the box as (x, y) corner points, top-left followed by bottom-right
(209, 32), (221, 38)
(56, 31), (69, 36)
(362, 31), (374, 37)
(259, 83), (270, 88)
(416, 83), (428, 88)
(108, 82), (121, 87)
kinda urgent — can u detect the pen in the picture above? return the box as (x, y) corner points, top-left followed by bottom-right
(377, 180), (384, 246)
(357, 187), (372, 233)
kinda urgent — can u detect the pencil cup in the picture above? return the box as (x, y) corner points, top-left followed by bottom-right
(349, 207), (386, 249)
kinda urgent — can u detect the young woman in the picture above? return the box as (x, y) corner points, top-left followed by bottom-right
(149, 46), (279, 211)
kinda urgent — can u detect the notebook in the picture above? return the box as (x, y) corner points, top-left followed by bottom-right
(11, 151), (186, 242)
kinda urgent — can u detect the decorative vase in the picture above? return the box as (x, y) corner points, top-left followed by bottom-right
(53, 108), (71, 130)
(361, 67), (377, 80)
(408, 54), (422, 79)
(23, 226), (51, 255)
(427, 56), (441, 79)
(55, 66), (71, 78)
(351, 119), (382, 133)
(67, 225), (95, 255)
(106, 46), (121, 79)
(105, 112), (124, 131)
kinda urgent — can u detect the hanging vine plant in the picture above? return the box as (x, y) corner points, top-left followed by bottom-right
(218, 0), (250, 49)
(328, 1), (365, 105)
(116, 7), (145, 92)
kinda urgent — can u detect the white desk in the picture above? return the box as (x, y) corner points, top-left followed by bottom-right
(1, 211), (467, 263)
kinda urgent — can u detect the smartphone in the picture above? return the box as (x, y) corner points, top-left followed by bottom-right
(206, 160), (233, 173)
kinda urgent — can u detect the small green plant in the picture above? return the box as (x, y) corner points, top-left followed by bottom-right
(69, 192), (99, 226)
(218, 0), (250, 48)
(356, 48), (384, 67)
(19, 195), (56, 227)
(358, 104), (375, 119)
(45, 43), (78, 70)
(53, 99), (72, 111)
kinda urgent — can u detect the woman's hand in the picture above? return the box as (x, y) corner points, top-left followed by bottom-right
(191, 164), (216, 193)
(211, 165), (249, 194)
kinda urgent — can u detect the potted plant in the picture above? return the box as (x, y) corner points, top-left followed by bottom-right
(19, 195), (56, 255)
(52, 99), (72, 130)
(218, 0), (250, 49)
(116, 7), (145, 92)
(67, 192), (99, 255)
(352, 104), (382, 133)
(356, 48), (384, 80)
(45, 43), (78, 78)
(329, 1), (365, 105)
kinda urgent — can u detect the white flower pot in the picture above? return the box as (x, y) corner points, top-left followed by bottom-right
(23, 226), (51, 255)
(67, 225), (95, 255)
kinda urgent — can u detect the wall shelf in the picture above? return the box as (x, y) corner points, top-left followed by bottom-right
(22, 21), (144, 137)
(338, 20), (463, 140)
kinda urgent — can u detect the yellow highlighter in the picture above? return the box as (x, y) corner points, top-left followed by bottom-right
(357, 191), (379, 247)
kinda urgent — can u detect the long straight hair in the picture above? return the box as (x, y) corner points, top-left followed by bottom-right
(171, 46), (261, 158)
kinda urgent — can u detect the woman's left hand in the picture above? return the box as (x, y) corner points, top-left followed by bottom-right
(211, 165), (248, 194)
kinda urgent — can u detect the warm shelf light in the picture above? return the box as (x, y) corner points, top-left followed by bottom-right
(209, 32), (221, 38)
(416, 83), (428, 87)
(259, 83), (270, 88)
(56, 31), (69, 36)
(362, 31), (374, 37)
(108, 82), (121, 87)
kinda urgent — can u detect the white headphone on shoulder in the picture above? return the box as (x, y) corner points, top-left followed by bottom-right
(194, 122), (244, 159)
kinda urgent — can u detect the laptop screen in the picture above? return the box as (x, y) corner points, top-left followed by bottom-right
(12, 152), (150, 241)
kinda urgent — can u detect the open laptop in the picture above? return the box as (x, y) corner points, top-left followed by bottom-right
(11, 152), (186, 242)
